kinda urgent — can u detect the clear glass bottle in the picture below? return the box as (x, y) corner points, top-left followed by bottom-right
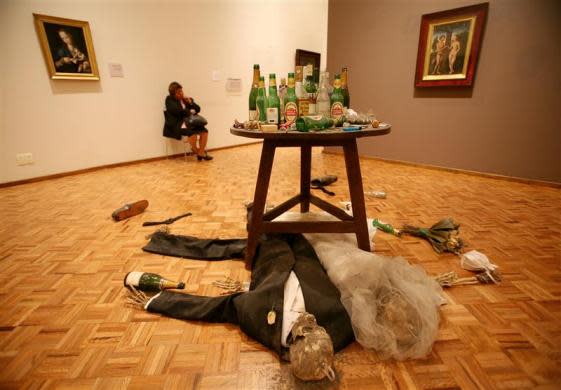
(316, 72), (330, 117)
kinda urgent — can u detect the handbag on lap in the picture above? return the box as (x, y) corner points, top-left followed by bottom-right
(185, 114), (208, 130)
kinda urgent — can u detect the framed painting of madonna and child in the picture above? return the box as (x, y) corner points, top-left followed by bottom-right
(34, 13), (100, 80)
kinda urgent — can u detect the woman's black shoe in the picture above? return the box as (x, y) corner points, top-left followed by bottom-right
(197, 154), (213, 161)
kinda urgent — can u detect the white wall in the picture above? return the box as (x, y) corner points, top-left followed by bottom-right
(0, 0), (328, 183)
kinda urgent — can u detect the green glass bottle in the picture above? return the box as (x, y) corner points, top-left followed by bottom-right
(330, 74), (345, 123)
(267, 73), (281, 125)
(284, 73), (298, 123)
(304, 75), (318, 115)
(124, 271), (186, 292)
(295, 115), (334, 132)
(255, 76), (268, 123)
(341, 67), (350, 109)
(248, 64), (260, 120)
(372, 219), (401, 236)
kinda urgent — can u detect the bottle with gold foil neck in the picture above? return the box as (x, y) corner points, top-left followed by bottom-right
(255, 76), (268, 123)
(295, 66), (309, 116)
(341, 67), (350, 109)
(248, 64), (260, 120)
(267, 73), (281, 125)
(124, 271), (186, 292)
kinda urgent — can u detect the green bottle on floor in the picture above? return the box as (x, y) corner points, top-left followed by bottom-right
(124, 271), (185, 292)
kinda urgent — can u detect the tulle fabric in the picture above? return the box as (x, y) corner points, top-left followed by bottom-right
(276, 212), (445, 360)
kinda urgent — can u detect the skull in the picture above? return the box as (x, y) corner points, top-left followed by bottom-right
(289, 313), (336, 381)
(378, 288), (421, 348)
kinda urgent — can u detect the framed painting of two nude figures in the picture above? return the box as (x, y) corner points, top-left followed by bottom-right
(33, 13), (99, 80)
(415, 3), (488, 87)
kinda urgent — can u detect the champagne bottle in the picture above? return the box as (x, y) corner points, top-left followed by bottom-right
(284, 73), (298, 123)
(255, 76), (268, 123)
(316, 72), (330, 117)
(267, 73), (281, 125)
(278, 77), (287, 123)
(341, 67), (350, 109)
(248, 64), (260, 121)
(330, 74), (345, 123)
(295, 66), (309, 116)
(124, 271), (186, 292)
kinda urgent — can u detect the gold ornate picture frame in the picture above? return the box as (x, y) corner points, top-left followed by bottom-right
(33, 13), (100, 80)
(414, 3), (488, 87)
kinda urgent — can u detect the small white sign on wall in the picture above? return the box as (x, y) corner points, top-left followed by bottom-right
(108, 63), (124, 77)
(226, 78), (242, 94)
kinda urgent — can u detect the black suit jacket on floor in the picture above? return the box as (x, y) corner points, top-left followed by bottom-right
(163, 95), (201, 140)
(146, 234), (355, 358)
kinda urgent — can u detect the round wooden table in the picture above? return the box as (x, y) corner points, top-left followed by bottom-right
(231, 125), (392, 265)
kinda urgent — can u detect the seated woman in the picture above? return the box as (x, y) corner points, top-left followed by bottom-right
(163, 81), (212, 161)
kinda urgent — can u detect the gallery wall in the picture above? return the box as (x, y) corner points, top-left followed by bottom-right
(0, 0), (328, 184)
(327, 0), (561, 183)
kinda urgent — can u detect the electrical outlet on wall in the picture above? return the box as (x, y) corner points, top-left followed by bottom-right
(16, 153), (34, 166)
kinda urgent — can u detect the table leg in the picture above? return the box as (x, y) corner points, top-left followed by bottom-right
(246, 140), (276, 266)
(300, 145), (312, 213)
(343, 140), (371, 252)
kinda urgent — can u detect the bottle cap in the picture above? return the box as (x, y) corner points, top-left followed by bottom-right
(269, 73), (276, 78)
(259, 76), (265, 81)
(254, 64), (260, 69)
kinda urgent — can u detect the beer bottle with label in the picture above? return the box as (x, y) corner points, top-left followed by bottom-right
(284, 72), (298, 123)
(330, 74), (345, 123)
(266, 73), (281, 125)
(248, 64), (260, 120)
(255, 76), (268, 123)
(341, 67), (350, 109)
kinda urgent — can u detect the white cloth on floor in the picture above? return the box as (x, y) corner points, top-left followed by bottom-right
(276, 211), (444, 360)
(281, 271), (306, 347)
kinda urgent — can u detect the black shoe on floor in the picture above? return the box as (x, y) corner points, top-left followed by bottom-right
(197, 153), (213, 161)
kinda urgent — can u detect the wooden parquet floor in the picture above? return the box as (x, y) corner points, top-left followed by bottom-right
(0, 144), (560, 390)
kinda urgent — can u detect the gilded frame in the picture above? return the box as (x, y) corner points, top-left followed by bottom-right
(414, 3), (488, 87)
(33, 13), (100, 80)
(295, 49), (321, 70)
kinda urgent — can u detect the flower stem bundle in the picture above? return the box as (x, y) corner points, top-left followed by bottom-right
(401, 218), (464, 255)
